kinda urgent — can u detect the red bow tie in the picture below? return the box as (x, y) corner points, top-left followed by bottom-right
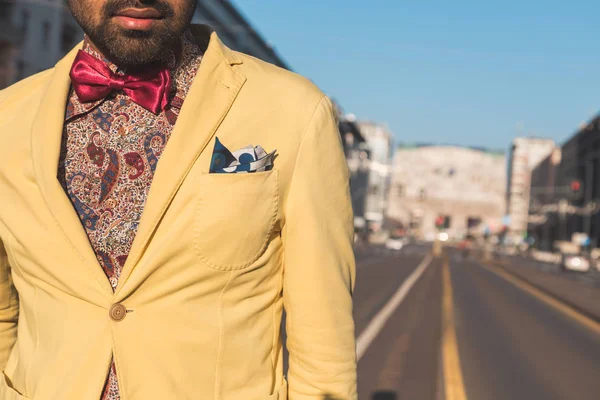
(69, 50), (172, 114)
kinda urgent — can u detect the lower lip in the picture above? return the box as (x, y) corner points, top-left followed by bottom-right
(113, 16), (158, 30)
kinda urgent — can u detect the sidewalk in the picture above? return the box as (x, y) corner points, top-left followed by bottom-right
(495, 258), (600, 321)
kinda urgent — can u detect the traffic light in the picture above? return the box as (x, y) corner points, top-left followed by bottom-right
(435, 215), (450, 230)
(435, 216), (445, 230)
(570, 179), (583, 200)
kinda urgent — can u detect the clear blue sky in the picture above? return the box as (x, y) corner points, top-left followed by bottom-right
(232, 0), (600, 150)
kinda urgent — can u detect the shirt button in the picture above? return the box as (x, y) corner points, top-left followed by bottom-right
(109, 303), (127, 321)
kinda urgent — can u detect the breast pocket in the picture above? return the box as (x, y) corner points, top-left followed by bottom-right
(193, 169), (279, 270)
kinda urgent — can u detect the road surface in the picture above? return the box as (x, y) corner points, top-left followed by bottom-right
(354, 244), (600, 400)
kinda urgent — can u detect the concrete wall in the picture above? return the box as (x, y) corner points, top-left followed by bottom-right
(388, 145), (506, 240)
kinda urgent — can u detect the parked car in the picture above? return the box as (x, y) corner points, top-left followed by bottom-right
(385, 235), (406, 251)
(561, 254), (591, 272)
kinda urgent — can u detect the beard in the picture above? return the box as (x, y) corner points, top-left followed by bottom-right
(69, 0), (196, 70)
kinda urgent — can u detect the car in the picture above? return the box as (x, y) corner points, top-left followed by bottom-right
(385, 236), (405, 251)
(561, 255), (591, 272)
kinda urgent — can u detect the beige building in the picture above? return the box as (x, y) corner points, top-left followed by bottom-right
(506, 137), (556, 242)
(356, 121), (393, 230)
(387, 145), (506, 240)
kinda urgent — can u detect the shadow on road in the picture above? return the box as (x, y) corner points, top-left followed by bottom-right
(371, 391), (398, 399)
(321, 392), (398, 399)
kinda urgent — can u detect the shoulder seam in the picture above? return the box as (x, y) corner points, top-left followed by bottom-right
(285, 94), (328, 192)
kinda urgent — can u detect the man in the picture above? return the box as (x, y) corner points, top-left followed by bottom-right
(0, 0), (357, 399)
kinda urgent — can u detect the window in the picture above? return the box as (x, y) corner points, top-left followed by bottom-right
(61, 24), (79, 53)
(0, 3), (10, 18)
(396, 184), (404, 197)
(42, 21), (51, 49)
(467, 217), (482, 229)
(16, 60), (26, 80)
(21, 9), (30, 36)
(443, 216), (452, 229)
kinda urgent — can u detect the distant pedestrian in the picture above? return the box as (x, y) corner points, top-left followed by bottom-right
(459, 238), (471, 259)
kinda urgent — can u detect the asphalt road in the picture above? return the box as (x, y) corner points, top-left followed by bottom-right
(355, 245), (600, 400)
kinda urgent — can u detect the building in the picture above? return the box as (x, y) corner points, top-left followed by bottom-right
(387, 144), (506, 241)
(357, 121), (393, 233)
(192, 0), (289, 69)
(527, 147), (562, 250)
(528, 117), (600, 251)
(0, 1), (22, 88)
(338, 113), (370, 238)
(0, 0), (289, 90)
(1, 0), (81, 86)
(506, 137), (556, 243)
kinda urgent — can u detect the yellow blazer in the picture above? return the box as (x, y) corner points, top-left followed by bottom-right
(0, 25), (357, 400)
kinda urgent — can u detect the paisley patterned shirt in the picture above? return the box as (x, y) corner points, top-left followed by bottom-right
(57, 34), (203, 400)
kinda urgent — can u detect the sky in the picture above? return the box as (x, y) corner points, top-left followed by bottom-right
(231, 0), (600, 150)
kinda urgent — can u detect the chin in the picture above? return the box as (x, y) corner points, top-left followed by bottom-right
(113, 25), (155, 38)
(87, 21), (179, 68)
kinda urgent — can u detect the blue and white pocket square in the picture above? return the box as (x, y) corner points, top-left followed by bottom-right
(209, 137), (277, 173)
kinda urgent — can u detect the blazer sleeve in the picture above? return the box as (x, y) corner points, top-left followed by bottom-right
(0, 234), (18, 371)
(282, 95), (357, 399)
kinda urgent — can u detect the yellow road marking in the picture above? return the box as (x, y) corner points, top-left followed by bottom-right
(481, 261), (600, 336)
(442, 258), (468, 400)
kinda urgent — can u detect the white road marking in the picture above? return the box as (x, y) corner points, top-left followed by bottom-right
(356, 253), (434, 360)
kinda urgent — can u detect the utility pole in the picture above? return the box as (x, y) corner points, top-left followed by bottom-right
(544, 155), (557, 250)
(558, 199), (568, 242)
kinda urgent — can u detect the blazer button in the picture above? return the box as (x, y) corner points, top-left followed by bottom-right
(109, 303), (127, 321)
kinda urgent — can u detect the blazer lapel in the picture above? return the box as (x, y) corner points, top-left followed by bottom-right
(114, 28), (247, 296)
(31, 44), (115, 296)
(30, 26), (244, 298)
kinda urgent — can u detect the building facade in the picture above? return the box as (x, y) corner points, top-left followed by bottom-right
(357, 121), (393, 232)
(338, 114), (370, 235)
(0, 0), (22, 88)
(527, 147), (562, 250)
(387, 145), (506, 241)
(0, 0), (288, 90)
(506, 137), (556, 243)
(528, 117), (600, 251)
(192, 0), (288, 69)
(1, 0), (82, 85)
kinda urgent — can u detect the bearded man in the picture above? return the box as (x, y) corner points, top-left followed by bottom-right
(0, 0), (357, 399)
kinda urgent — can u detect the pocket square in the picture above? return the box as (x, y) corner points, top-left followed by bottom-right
(209, 137), (277, 174)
